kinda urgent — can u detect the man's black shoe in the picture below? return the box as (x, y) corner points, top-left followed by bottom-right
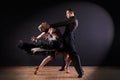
(78, 74), (83, 78)
(78, 71), (84, 78)
(59, 68), (65, 71)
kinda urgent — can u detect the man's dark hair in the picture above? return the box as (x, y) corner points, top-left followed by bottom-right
(67, 9), (74, 12)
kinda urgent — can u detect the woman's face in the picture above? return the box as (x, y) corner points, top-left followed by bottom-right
(38, 25), (45, 32)
(41, 27), (46, 32)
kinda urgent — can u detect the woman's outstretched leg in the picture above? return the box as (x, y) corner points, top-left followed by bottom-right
(34, 55), (54, 75)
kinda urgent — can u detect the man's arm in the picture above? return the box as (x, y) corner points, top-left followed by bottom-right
(50, 19), (74, 28)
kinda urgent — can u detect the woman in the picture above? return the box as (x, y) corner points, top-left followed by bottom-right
(32, 23), (72, 74)
(17, 22), (72, 74)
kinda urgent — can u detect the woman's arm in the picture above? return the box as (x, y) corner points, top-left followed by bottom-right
(36, 32), (46, 39)
(31, 32), (46, 42)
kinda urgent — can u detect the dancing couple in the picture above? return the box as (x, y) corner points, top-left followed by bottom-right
(18, 9), (84, 78)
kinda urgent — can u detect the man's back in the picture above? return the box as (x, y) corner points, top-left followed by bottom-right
(63, 16), (78, 38)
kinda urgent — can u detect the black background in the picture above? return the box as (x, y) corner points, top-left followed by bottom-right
(0, 0), (120, 66)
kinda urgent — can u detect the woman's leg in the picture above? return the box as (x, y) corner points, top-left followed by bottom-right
(64, 53), (72, 73)
(34, 55), (54, 75)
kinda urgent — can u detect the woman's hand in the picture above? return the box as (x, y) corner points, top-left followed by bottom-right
(31, 36), (37, 43)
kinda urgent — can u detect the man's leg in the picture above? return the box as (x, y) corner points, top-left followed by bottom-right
(69, 52), (84, 78)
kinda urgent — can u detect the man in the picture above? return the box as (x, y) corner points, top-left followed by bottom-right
(48, 9), (84, 78)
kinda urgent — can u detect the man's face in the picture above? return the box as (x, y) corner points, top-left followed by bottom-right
(66, 10), (74, 18)
(66, 10), (71, 18)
